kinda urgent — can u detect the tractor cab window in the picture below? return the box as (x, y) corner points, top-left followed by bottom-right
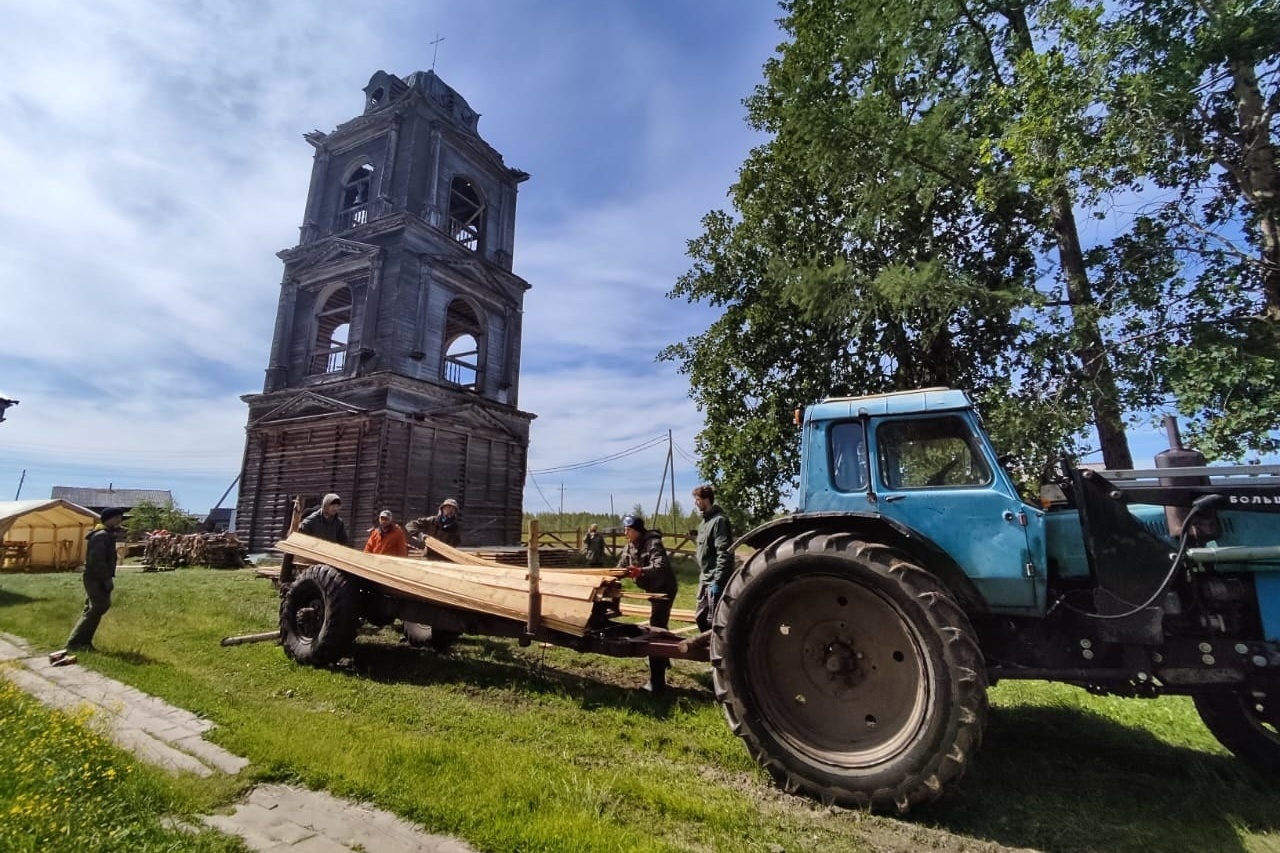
(877, 416), (992, 490)
(829, 421), (868, 491)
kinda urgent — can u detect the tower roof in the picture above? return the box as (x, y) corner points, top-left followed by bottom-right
(362, 69), (480, 134)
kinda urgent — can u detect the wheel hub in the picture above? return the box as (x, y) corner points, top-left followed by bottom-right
(746, 573), (930, 766)
(296, 603), (323, 640)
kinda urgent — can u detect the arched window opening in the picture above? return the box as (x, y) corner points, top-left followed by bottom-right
(310, 287), (352, 376)
(442, 298), (484, 390)
(339, 163), (374, 230)
(448, 176), (484, 251)
(444, 334), (479, 390)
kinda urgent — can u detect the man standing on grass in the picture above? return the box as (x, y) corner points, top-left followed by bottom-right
(65, 506), (125, 652)
(583, 523), (606, 567)
(693, 484), (734, 633)
(618, 514), (677, 695)
(364, 510), (409, 556)
(299, 493), (349, 546)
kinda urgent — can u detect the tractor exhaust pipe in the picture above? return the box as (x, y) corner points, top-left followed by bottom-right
(1155, 415), (1220, 542)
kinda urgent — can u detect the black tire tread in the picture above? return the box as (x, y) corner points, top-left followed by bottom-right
(280, 564), (359, 667)
(711, 530), (987, 813)
(1194, 691), (1280, 775)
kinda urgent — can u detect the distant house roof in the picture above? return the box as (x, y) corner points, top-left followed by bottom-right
(50, 487), (174, 508)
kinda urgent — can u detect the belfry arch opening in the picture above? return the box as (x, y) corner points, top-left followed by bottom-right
(310, 286), (352, 376)
(442, 298), (483, 390)
(448, 176), (484, 251)
(339, 162), (374, 229)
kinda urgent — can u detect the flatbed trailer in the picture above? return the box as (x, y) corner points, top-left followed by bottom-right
(273, 517), (708, 668)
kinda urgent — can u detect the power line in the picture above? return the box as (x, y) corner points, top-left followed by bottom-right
(673, 440), (700, 467)
(528, 434), (667, 475)
(526, 471), (558, 513)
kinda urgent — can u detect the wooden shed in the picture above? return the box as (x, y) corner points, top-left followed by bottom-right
(0, 499), (98, 571)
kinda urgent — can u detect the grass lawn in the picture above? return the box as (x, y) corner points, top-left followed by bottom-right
(2, 560), (1279, 853)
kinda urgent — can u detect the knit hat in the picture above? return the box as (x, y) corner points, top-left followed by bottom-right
(99, 507), (125, 522)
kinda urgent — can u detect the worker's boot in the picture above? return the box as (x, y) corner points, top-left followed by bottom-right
(644, 658), (668, 695)
(48, 649), (68, 664)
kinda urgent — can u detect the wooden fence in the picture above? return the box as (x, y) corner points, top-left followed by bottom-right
(521, 528), (696, 561)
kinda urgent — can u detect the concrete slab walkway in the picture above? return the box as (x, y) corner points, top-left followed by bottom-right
(0, 632), (475, 853)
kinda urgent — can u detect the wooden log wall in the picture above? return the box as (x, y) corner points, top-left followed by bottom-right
(238, 410), (527, 552)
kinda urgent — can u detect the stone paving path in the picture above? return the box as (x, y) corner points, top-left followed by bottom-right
(0, 632), (475, 853)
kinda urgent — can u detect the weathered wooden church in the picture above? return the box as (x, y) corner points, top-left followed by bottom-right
(235, 70), (534, 552)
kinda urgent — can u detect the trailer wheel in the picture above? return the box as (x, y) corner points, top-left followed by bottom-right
(402, 622), (461, 652)
(1194, 690), (1280, 774)
(713, 532), (987, 813)
(280, 564), (359, 666)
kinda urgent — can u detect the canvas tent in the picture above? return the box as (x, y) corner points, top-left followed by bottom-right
(0, 499), (98, 571)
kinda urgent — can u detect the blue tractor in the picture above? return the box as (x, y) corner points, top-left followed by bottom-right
(712, 387), (1280, 813)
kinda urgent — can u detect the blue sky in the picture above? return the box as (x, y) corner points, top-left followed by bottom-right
(0, 0), (1224, 524)
(0, 0), (784, 520)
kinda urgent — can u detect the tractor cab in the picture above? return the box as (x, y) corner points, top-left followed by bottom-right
(798, 388), (1048, 614)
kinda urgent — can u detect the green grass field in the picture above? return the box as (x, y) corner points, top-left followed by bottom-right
(2, 562), (1279, 853)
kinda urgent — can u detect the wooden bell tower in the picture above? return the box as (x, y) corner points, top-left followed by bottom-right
(236, 70), (535, 551)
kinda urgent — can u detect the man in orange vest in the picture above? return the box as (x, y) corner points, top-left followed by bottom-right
(364, 510), (408, 557)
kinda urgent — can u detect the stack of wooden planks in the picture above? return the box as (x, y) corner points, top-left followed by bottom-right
(467, 545), (574, 568)
(275, 532), (624, 636)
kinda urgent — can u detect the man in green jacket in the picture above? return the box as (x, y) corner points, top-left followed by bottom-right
(693, 484), (734, 632)
(66, 506), (125, 652)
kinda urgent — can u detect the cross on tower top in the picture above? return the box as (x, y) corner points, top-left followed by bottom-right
(430, 34), (445, 71)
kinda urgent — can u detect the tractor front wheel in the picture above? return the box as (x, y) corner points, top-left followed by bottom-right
(712, 532), (987, 813)
(1195, 689), (1280, 774)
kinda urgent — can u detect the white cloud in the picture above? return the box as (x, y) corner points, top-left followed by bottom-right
(0, 0), (779, 515)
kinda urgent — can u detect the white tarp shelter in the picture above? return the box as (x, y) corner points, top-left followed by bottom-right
(0, 499), (99, 571)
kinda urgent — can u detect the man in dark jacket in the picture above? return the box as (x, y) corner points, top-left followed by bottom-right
(617, 514), (677, 694)
(693, 484), (734, 632)
(407, 498), (462, 552)
(299, 493), (349, 546)
(65, 506), (125, 652)
(582, 523), (606, 567)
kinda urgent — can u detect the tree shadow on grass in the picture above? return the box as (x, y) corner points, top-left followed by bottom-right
(915, 703), (1280, 853)
(336, 634), (704, 720)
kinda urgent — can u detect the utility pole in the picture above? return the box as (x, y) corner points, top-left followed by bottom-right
(14, 469), (25, 500)
(558, 482), (564, 530)
(653, 430), (677, 532)
(668, 430), (677, 536)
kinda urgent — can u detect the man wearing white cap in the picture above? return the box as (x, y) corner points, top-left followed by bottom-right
(365, 510), (408, 556)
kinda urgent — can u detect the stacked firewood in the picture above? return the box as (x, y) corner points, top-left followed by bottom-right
(143, 532), (250, 570)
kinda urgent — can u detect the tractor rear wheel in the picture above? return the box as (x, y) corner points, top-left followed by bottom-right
(1194, 690), (1280, 774)
(280, 564), (359, 666)
(712, 531), (987, 813)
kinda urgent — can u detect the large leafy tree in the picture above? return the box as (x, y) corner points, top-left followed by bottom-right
(665, 0), (1279, 525)
(1065, 0), (1280, 457)
(663, 0), (1047, 525)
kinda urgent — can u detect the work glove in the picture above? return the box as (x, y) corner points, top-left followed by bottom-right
(628, 565), (643, 580)
(708, 582), (722, 600)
